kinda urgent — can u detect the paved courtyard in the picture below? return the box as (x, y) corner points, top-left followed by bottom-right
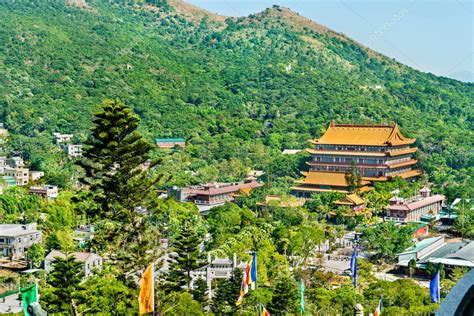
(0, 293), (23, 314)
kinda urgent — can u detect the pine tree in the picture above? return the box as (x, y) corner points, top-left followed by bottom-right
(269, 276), (299, 315)
(75, 100), (163, 272)
(43, 255), (84, 315)
(76, 99), (158, 223)
(192, 277), (209, 310)
(211, 268), (242, 314)
(165, 221), (205, 292)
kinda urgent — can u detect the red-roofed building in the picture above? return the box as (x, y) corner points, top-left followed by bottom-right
(170, 180), (263, 211)
(386, 186), (445, 222)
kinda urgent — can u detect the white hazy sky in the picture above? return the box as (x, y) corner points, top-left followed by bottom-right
(188, 0), (473, 82)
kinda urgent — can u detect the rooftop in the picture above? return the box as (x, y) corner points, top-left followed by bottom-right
(311, 122), (415, 146)
(398, 236), (444, 255)
(334, 193), (365, 206)
(282, 149), (302, 155)
(419, 241), (467, 262)
(0, 223), (40, 237)
(388, 194), (445, 211)
(445, 241), (474, 261)
(155, 138), (185, 143)
(296, 171), (370, 187)
(184, 180), (263, 196)
(45, 250), (101, 262)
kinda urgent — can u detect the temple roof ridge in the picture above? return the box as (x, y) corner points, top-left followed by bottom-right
(311, 122), (416, 146)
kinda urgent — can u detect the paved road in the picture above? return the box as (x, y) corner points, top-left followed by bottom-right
(323, 258), (351, 273)
(0, 293), (23, 314)
(374, 272), (430, 288)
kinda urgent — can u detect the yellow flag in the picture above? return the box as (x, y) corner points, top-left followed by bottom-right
(139, 264), (154, 314)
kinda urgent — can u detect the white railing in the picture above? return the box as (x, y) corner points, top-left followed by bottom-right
(384, 216), (408, 222)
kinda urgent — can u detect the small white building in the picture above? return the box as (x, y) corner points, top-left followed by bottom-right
(0, 223), (42, 260)
(191, 254), (246, 299)
(29, 185), (58, 199)
(4, 166), (29, 186)
(67, 144), (83, 157)
(45, 250), (102, 278)
(282, 149), (302, 155)
(53, 132), (73, 143)
(29, 171), (44, 182)
(8, 157), (25, 169)
(247, 170), (265, 180)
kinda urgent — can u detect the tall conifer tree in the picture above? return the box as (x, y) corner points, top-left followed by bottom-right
(269, 276), (299, 314)
(165, 222), (205, 292)
(76, 100), (162, 271)
(77, 99), (158, 223)
(43, 256), (84, 315)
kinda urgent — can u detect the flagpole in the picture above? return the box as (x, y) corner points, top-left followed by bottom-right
(255, 251), (259, 316)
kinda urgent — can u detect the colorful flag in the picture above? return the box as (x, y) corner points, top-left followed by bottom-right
(236, 264), (251, 305)
(236, 253), (257, 305)
(260, 303), (270, 316)
(250, 253), (257, 290)
(20, 283), (38, 316)
(350, 247), (357, 288)
(430, 271), (440, 303)
(138, 264), (154, 314)
(300, 279), (305, 314)
(374, 298), (383, 316)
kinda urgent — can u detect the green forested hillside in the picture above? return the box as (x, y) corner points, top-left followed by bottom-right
(0, 0), (472, 194)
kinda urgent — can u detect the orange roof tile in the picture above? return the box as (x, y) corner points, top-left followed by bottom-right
(234, 186), (253, 196)
(388, 159), (418, 169)
(334, 193), (365, 206)
(388, 147), (417, 156)
(290, 186), (350, 193)
(389, 169), (422, 179)
(290, 185), (372, 193)
(296, 171), (370, 187)
(359, 186), (374, 192)
(362, 176), (389, 181)
(311, 123), (415, 146)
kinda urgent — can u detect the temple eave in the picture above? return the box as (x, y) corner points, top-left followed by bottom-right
(290, 186), (350, 193)
(389, 169), (422, 179)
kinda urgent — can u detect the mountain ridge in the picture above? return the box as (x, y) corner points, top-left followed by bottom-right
(0, 0), (472, 192)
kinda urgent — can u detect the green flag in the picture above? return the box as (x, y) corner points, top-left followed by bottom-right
(300, 279), (305, 314)
(20, 283), (37, 316)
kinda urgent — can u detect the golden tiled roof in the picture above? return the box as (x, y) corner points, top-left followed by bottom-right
(334, 193), (365, 206)
(362, 176), (389, 181)
(388, 159), (418, 169)
(290, 186), (350, 193)
(388, 147), (417, 156)
(296, 171), (370, 187)
(389, 169), (422, 179)
(311, 123), (415, 146)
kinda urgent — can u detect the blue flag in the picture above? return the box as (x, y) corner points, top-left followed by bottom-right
(250, 253), (257, 284)
(350, 247), (357, 288)
(430, 271), (440, 303)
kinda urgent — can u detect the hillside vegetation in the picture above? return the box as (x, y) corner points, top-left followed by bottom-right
(0, 0), (472, 195)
